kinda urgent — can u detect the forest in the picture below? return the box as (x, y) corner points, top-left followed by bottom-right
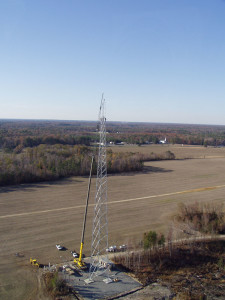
(1, 119), (225, 152)
(0, 144), (175, 186)
(1, 118), (225, 186)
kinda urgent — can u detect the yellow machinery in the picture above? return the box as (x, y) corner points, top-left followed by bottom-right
(30, 258), (39, 268)
(74, 242), (85, 269)
(74, 156), (94, 269)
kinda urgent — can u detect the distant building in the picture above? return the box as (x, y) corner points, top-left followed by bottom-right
(159, 137), (167, 144)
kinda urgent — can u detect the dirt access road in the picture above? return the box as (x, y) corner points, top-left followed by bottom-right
(0, 145), (225, 299)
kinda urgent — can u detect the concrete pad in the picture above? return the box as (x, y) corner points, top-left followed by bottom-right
(62, 265), (142, 299)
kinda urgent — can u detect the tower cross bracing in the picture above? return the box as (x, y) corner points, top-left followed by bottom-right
(89, 96), (109, 281)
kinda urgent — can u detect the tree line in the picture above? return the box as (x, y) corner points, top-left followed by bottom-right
(0, 145), (175, 186)
(1, 134), (95, 152)
(2, 119), (225, 150)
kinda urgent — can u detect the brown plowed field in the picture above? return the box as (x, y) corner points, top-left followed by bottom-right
(0, 145), (225, 299)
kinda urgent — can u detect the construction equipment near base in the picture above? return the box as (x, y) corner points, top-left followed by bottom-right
(30, 258), (40, 268)
(73, 155), (94, 270)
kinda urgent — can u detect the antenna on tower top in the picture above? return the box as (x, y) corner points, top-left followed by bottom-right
(98, 93), (105, 121)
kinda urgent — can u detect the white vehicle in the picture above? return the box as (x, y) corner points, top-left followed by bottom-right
(119, 244), (127, 251)
(106, 245), (117, 252)
(71, 251), (78, 258)
(56, 244), (63, 250)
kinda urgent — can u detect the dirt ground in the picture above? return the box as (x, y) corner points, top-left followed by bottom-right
(0, 145), (225, 299)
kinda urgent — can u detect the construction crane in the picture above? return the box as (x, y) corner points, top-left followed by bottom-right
(74, 155), (94, 269)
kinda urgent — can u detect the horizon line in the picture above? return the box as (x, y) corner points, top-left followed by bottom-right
(0, 117), (225, 127)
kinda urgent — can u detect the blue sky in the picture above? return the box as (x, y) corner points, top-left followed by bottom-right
(1, 0), (225, 124)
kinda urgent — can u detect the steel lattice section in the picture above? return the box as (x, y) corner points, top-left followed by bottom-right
(89, 96), (109, 280)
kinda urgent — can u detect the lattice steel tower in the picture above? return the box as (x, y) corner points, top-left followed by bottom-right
(89, 96), (109, 281)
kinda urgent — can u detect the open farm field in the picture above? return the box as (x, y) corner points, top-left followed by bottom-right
(110, 143), (225, 159)
(0, 145), (225, 299)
